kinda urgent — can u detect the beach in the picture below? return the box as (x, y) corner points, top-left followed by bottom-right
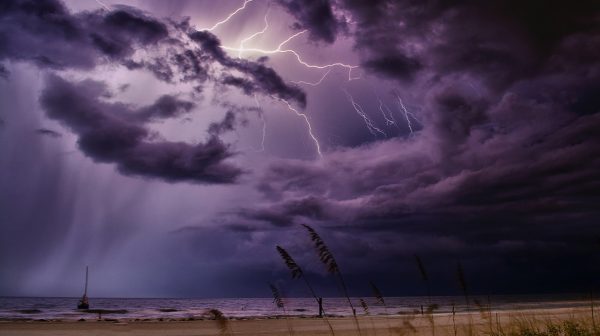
(1, 306), (595, 336)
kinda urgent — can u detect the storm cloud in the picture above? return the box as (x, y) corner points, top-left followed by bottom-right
(0, 0), (306, 105)
(276, 0), (343, 44)
(1, 0), (599, 298)
(40, 74), (241, 183)
(217, 0), (600, 293)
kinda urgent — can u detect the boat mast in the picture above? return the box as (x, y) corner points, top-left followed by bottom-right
(84, 266), (88, 296)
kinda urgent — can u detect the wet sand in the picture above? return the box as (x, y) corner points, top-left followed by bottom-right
(0, 307), (594, 335)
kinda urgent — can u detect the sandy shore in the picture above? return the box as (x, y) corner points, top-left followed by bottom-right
(0, 307), (595, 335)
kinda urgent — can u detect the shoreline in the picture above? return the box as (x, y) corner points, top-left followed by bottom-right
(0, 296), (594, 322)
(0, 306), (597, 335)
(0, 301), (594, 322)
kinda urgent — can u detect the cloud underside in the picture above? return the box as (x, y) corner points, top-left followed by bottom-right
(2, 0), (600, 282)
(223, 0), (600, 263)
(0, 0), (309, 183)
(40, 74), (243, 183)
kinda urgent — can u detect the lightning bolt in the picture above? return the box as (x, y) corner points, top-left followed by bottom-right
(343, 90), (387, 137)
(222, 30), (360, 81)
(238, 7), (270, 58)
(395, 94), (420, 135)
(200, 0), (254, 32)
(227, 7), (325, 157)
(195, 3), (366, 158)
(378, 99), (399, 128)
(291, 69), (332, 86)
(271, 96), (322, 158)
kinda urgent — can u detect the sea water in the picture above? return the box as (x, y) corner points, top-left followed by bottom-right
(0, 294), (591, 321)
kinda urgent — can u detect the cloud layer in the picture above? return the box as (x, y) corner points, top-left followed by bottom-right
(40, 74), (242, 183)
(0, 0), (599, 296)
(213, 0), (600, 292)
(0, 0), (308, 183)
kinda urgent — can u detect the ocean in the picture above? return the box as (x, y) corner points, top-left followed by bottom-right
(0, 294), (592, 321)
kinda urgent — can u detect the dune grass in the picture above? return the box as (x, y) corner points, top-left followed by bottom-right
(266, 226), (598, 336)
(276, 245), (336, 335)
(269, 283), (295, 336)
(205, 308), (232, 336)
(491, 316), (600, 336)
(301, 224), (363, 335)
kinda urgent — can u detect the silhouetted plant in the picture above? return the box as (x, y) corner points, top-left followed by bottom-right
(359, 298), (370, 315)
(270, 283), (285, 310)
(490, 318), (600, 336)
(457, 262), (469, 305)
(301, 225), (354, 311)
(370, 281), (385, 305)
(456, 262), (473, 336)
(359, 298), (378, 336)
(452, 302), (457, 336)
(205, 308), (232, 336)
(370, 281), (395, 335)
(275, 245), (335, 335)
(474, 296), (494, 335)
(277, 246), (303, 279)
(302, 224), (340, 274)
(414, 255), (429, 286)
(302, 224), (362, 335)
(276, 246), (322, 308)
(269, 283), (294, 336)
(591, 291), (596, 331)
(414, 255), (437, 336)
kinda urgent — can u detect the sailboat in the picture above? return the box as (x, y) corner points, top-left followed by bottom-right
(77, 266), (90, 310)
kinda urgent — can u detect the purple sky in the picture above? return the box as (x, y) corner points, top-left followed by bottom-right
(0, 0), (599, 298)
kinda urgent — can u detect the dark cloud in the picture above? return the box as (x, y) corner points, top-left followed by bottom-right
(236, 195), (331, 227)
(240, 111), (600, 291)
(36, 128), (62, 138)
(338, 0), (599, 89)
(136, 95), (195, 121)
(209, 0), (600, 293)
(362, 54), (422, 81)
(171, 49), (209, 83)
(188, 31), (307, 107)
(276, 0), (343, 44)
(0, 64), (8, 78)
(0, 0), (306, 106)
(230, 61), (306, 108)
(188, 30), (227, 61)
(0, 0), (169, 69)
(40, 74), (242, 183)
(0, 0), (97, 69)
(208, 111), (236, 136)
(221, 75), (256, 95)
(2, 0), (599, 297)
(98, 6), (168, 44)
(0, 0), (310, 188)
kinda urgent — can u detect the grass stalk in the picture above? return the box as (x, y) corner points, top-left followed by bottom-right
(276, 245), (336, 336)
(302, 224), (362, 336)
(369, 281), (395, 335)
(452, 302), (457, 336)
(269, 283), (294, 336)
(205, 308), (232, 336)
(457, 261), (473, 336)
(414, 255), (436, 336)
(591, 290), (596, 331)
(359, 298), (378, 336)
